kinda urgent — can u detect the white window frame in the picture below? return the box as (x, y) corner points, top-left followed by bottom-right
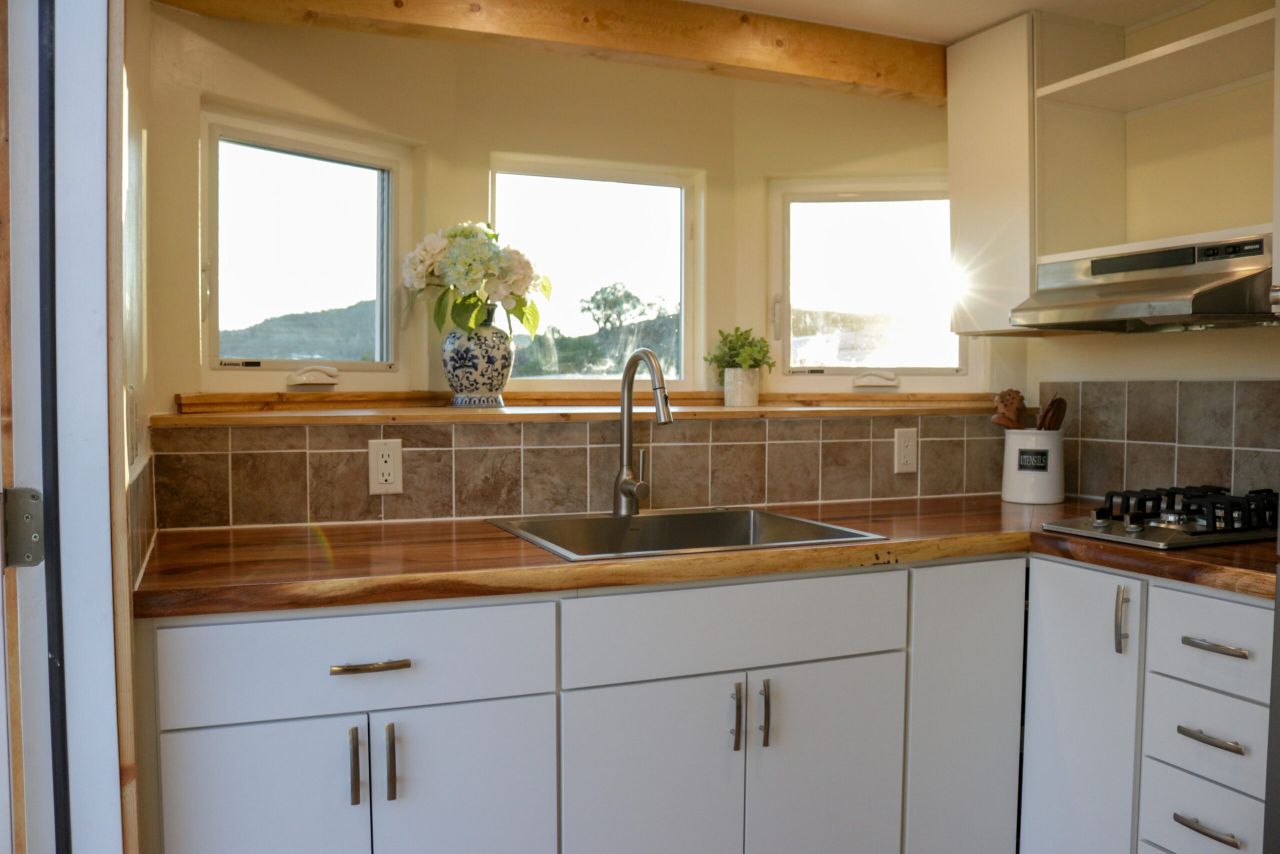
(769, 176), (967, 378)
(200, 110), (413, 377)
(489, 152), (704, 390)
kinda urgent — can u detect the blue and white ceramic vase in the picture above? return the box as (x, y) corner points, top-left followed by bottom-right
(442, 306), (514, 407)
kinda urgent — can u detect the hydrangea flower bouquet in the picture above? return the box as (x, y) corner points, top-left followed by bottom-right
(402, 222), (551, 406)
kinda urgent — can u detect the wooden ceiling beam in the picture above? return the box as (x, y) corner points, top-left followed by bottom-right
(153, 0), (947, 104)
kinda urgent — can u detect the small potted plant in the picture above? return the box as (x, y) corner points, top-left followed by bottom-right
(704, 327), (776, 407)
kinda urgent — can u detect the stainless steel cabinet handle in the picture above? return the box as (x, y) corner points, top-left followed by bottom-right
(1114, 585), (1130, 654)
(731, 682), (743, 752)
(1182, 636), (1250, 660)
(386, 722), (398, 800)
(1177, 724), (1246, 756)
(330, 658), (412, 676)
(758, 679), (772, 748)
(1173, 813), (1242, 849)
(348, 726), (361, 806)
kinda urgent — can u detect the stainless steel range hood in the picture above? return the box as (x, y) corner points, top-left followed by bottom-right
(1010, 229), (1277, 332)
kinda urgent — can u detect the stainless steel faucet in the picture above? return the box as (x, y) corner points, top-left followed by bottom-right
(613, 348), (674, 516)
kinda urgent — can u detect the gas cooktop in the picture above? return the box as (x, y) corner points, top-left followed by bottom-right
(1043, 486), (1279, 550)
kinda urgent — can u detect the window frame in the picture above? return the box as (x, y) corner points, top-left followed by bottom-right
(769, 176), (967, 378)
(489, 152), (704, 390)
(200, 111), (412, 376)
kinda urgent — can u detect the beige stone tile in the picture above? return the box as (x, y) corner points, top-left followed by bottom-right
(523, 422), (589, 447)
(231, 453), (307, 525)
(588, 445), (647, 513)
(1234, 381), (1280, 450)
(1062, 439), (1080, 496)
(710, 444), (765, 506)
(152, 427), (229, 453)
(1177, 381), (1233, 447)
(920, 440), (965, 496)
(871, 415), (919, 440)
(965, 415), (1004, 439)
(964, 439), (1004, 495)
(652, 420), (711, 444)
(231, 426), (307, 452)
(767, 419), (820, 441)
(1126, 381), (1177, 443)
(589, 421), (650, 445)
(872, 441), (918, 498)
(1233, 449), (1280, 494)
(767, 442), (820, 503)
(309, 425), (381, 450)
(455, 423), (522, 448)
(155, 453), (229, 528)
(308, 452), (381, 522)
(1124, 442), (1174, 490)
(920, 416), (965, 439)
(1079, 441), (1125, 498)
(821, 417), (871, 441)
(383, 424), (453, 449)
(650, 444), (709, 509)
(820, 441), (870, 501)
(1038, 381), (1081, 438)
(454, 448), (521, 516)
(1080, 382), (1125, 440)
(384, 450), (453, 520)
(1176, 446), (1232, 489)
(712, 420), (766, 443)
(523, 447), (588, 514)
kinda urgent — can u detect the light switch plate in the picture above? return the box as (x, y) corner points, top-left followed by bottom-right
(368, 438), (403, 495)
(893, 428), (918, 474)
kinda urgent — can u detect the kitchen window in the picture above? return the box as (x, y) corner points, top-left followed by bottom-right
(203, 115), (409, 371)
(773, 178), (963, 375)
(491, 156), (699, 382)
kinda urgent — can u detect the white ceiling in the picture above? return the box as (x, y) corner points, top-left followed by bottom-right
(699, 0), (1193, 44)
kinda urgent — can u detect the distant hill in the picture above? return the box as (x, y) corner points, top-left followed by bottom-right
(221, 300), (377, 362)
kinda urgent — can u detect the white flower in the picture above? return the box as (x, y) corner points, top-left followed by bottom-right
(501, 296), (517, 311)
(495, 247), (535, 298)
(401, 232), (449, 291)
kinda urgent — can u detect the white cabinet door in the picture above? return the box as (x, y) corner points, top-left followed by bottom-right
(561, 672), (747, 854)
(948, 13), (1035, 334)
(369, 695), (557, 854)
(744, 653), (905, 854)
(160, 714), (372, 854)
(905, 560), (1026, 854)
(1021, 558), (1144, 854)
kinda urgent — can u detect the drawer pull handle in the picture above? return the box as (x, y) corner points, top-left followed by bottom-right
(386, 723), (397, 801)
(1113, 585), (1129, 654)
(330, 658), (412, 676)
(1177, 724), (1245, 756)
(348, 726), (361, 806)
(731, 682), (743, 752)
(1181, 636), (1250, 660)
(1173, 812), (1242, 849)
(758, 679), (772, 748)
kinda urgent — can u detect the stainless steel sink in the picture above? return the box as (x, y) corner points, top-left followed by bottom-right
(490, 508), (883, 561)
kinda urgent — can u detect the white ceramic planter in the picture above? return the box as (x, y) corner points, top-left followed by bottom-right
(723, 367), (761, 407)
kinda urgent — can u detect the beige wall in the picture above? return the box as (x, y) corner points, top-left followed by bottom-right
(124, 0), (153, 469)
(142, 5), (1021, 412)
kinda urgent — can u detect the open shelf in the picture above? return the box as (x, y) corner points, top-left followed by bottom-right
(1036, 9), (1274, 113)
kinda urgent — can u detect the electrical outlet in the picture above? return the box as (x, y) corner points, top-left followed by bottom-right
(893, 427), (918, 474)
(368, 438), (403, 495)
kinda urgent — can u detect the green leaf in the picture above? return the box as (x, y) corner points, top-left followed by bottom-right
(518, 299), (540, 336)
(432, 291), (452, 332)
(537, 275), (553, 299)
(451, 298), (484, 333)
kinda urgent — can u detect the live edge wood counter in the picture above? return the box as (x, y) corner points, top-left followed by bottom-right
(133, 496), (1279, 617)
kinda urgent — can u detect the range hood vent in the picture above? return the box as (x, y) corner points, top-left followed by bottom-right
(1011, 230), (1277, 332)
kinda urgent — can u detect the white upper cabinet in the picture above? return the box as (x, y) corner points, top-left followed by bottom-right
(948, 14), (1035, 334)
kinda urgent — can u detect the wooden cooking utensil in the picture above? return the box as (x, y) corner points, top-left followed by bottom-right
(1042, 396), (1068, 431)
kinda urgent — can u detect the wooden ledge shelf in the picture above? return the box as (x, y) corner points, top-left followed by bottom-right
(1036, 8), (1275, 113)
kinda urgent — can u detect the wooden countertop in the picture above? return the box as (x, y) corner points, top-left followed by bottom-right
(133, 496), (1279, 618)
(150, 402), (996, 427)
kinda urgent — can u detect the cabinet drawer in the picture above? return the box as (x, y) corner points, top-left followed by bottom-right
(1143, 673), (1269, 799)
(157, 602), (556, 730)
(561, 570), (907, 689)
(1139, 758), (1264, 854)
(1147, 587), (1273, 704)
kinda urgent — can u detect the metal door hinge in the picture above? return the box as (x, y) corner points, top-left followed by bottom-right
(3, 488), (45, 567)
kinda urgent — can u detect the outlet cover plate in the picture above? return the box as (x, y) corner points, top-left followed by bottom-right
(893, 427), (918, 474)
(368, 438), (403, 495)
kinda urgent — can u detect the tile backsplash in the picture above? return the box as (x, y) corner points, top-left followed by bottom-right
(1040, 380), (1280, 498)
(151, 415), (1007, 529)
